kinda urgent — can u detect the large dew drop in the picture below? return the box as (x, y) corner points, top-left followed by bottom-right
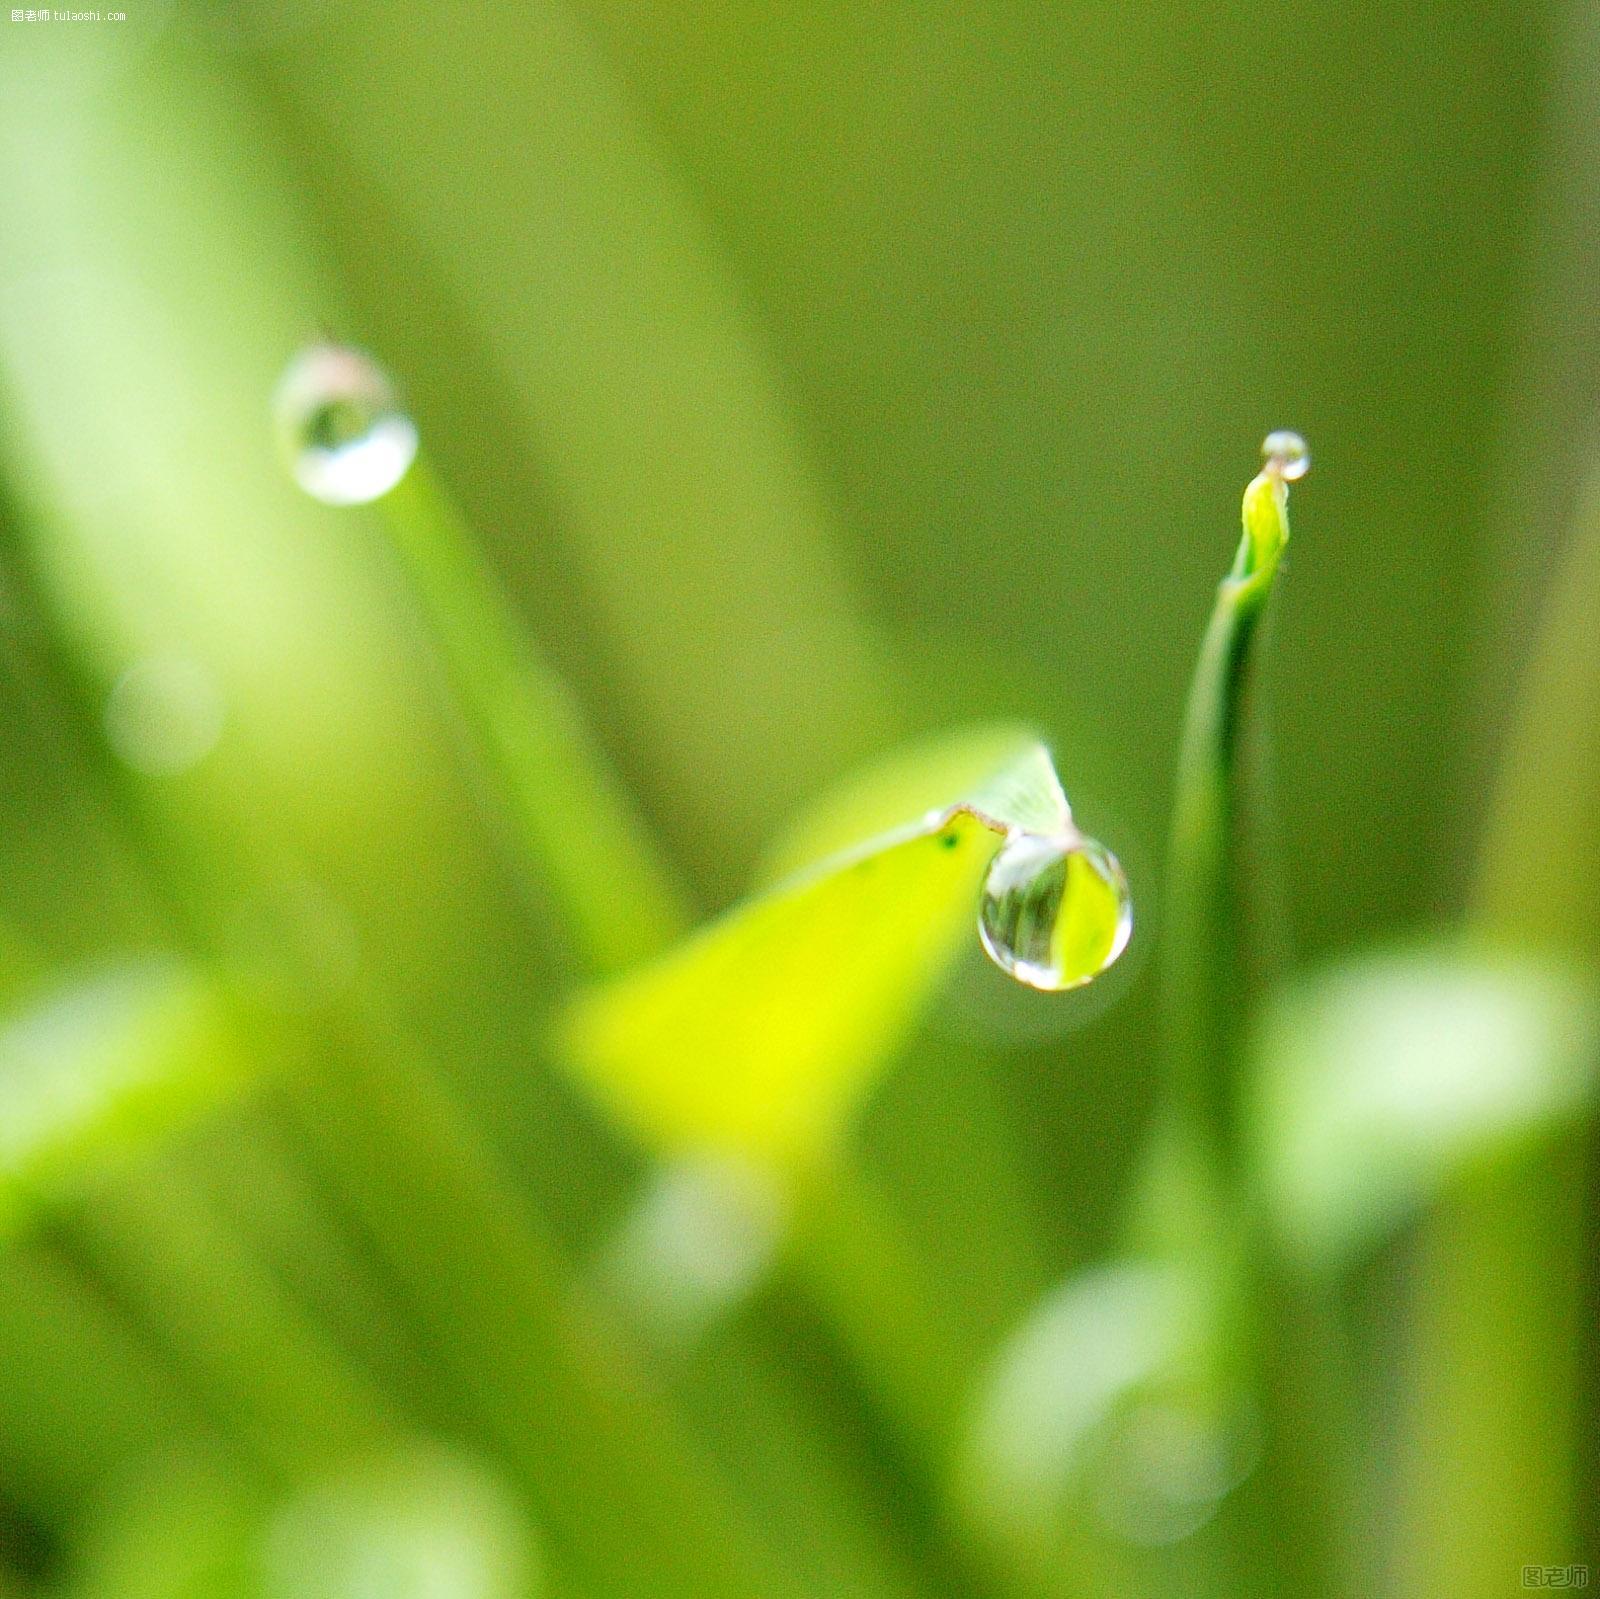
(978, 831), (1132, 992)
(274, 344), (418, 506)
(1260, 429), (1310, 482)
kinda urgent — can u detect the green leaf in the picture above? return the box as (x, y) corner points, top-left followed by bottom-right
(0, 958), (250, 1239)
(553, 728), (1073, 1171)
(1248, 943), (1600, 1268)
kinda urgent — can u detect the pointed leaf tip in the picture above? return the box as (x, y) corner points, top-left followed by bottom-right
(553, 729), (1091, 1171)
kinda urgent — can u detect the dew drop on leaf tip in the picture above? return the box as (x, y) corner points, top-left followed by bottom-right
(977, 829), (1132, 992)
(1260, 429), (1310, 482)
(274, 343), (418, 506)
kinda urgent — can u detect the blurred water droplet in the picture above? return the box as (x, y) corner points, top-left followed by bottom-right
(104, 655), (224, 776)
(601, 1153), (786, 1347)
(275, 344), (417, 506)
(959, 1261), (1259, 1556)
(1261, 429), (1310, 481)
(978, 831), (1131, 991)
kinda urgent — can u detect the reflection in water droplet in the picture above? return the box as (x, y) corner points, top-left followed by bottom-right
(274, 344), (418, 506)
(1260, 429), (1310, 481)
(104, 655), (224, 776)
(978, 831), (1132, 991)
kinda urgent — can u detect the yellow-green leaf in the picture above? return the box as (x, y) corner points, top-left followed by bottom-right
(553, 728), (1074, 1171)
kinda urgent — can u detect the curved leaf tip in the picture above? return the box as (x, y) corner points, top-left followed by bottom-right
(552, 728), (1084, 1171)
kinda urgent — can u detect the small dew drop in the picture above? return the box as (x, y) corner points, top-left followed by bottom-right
(978, 831), (1132, 992)
(104, 655), (224, 776)
(274, 344), (418, 506)
(1261, 429), (1310, 482)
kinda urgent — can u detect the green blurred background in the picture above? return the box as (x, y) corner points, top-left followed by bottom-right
(0, 1), (1595, 1596)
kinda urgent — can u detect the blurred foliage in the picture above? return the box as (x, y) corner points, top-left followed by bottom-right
(0, 3), (1596, 1599)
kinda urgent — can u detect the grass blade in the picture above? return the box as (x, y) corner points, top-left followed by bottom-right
(371, 454), (693, 972)
(1396, 467), (1600, 1596)
(1161, 445), (1300, 1180)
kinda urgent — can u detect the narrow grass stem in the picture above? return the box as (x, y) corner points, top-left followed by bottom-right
(379, 458), (694, 973)
(0, 1245), (223, 1522)
(65, 1169), (403, 1484)
(1161, 463), (1294, 1181)
(1150, 450), (1349, 1599)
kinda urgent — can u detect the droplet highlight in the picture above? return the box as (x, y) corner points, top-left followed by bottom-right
(274, 344), (418, 506)
(1260, 429), (1310, 482)
(978, 831), (1132, 992)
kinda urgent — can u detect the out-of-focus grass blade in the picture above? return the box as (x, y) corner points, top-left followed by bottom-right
(65, 1447), (538, 1599)
(261, 1), (897, 877)
(0, 55), (384, 768)
(0, 959), (251, 1240)
(0, 1247), (219, 1522)
(1249, 944), (1599, 1270)
(260, 1448), (539, 1599)
(555, 729), (1069, 1170)
(1396, 467), (1600, 1597)
(0, 30), (501, 1019)
(66, 1456), (260, 1599)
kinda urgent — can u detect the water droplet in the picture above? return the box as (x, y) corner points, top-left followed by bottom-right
(104, 654), (224, 776)
(1261, 429), (1310, 481)
(275, 344), (417, 505)
(978, 831), (1132, 992)
(600, 1154), (786, 1347)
